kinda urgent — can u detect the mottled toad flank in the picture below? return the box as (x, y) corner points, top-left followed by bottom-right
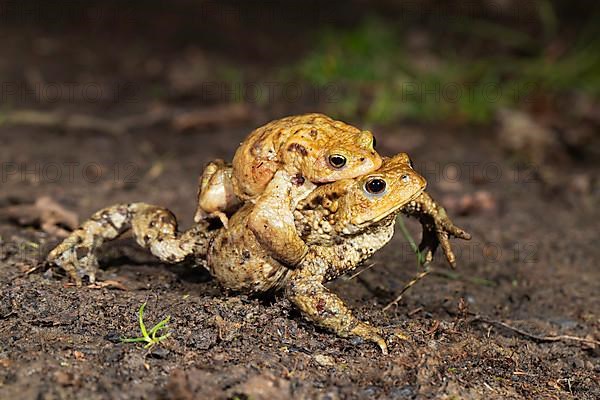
(48, 153), (470, 353)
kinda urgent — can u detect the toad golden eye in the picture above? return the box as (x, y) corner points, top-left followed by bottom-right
(328, 154), (347, 169)
(365, 178), (386, 194)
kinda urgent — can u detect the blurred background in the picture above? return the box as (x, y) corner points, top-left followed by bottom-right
(0, 1), (598, 189)
(1, 1), (599, 399)
(1, 0), (599, 129)
(0, 0), (597, 209)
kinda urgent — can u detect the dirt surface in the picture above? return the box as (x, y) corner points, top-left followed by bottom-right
(1, 121), (598, 399)
(1, 5), (599, 399)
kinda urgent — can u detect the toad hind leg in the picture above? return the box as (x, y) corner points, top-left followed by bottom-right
(47, 203), (204, 285)
(402, 192), (471, 267)
(194, 159), (240, 228)
(286, 273), (388, 354)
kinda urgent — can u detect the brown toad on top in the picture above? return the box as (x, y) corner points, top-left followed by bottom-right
(47, 153), (471, 353)
(195, 113), (382, 267)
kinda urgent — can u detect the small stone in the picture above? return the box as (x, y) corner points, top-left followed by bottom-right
(53, 370), (74, 386)
(313, 354), (335, 367)
(147, 347), (170, 359)
(231, 373), (290, 400)
(104, 332), (122, 343)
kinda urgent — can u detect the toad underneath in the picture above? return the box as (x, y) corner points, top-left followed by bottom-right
(48, 153), (470, 353)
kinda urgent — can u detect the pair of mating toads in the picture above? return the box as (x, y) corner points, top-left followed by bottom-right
(48, 113), (470, 353)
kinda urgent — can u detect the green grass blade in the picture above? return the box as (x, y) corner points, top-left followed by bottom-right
(149, 316), (171, 340)
(121, 302), (172, 348)
(396, 217), (425, 265)
(138, 302), (150, 341)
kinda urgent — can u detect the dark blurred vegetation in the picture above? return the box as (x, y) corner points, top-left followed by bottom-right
(291, 1), (600, 124)
(295, 11), (600, 123)
(1, 0), (600, 125)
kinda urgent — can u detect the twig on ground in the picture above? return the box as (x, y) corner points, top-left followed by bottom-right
(383, 270), (430, 311)
(470, 314), (600, 346)
(172, 103), (251, 131)
(1, 110), (131, 135)
(0, 103), (252, 135)
(24, 265), (41, 275)
(431, 268), (496, 287)
(383, 218), (430, 311)
(425, 320), (441, 336)
(87, 280), (129, 291)
(0, 196), (79, 237)
(347, 262), (377, 280)
(407, 307), (423, 317)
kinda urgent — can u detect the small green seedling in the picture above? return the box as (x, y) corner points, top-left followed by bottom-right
(396, 217), (425, 267)
(121, 302), (171, 349)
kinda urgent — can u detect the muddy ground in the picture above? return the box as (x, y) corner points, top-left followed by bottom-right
(1, 120), (598, 399)
(0, 5), (599, 400)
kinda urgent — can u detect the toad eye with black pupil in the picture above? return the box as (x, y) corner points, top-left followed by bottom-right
(328, 154), (347, 169)
(401, 174), (409, 183)
(365, 178), (386, 194)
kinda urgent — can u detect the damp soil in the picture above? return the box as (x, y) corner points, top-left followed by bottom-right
(0, 122), (598, 400)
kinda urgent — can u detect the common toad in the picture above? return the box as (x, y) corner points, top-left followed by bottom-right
(48, 153), (470, 352)
(195, 113), (382, 266)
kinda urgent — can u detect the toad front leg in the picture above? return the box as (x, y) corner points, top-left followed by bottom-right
(47, 203), (207, 285)
(247, 171), (314, 266)
(286, 271), (389, 354)
(402, 192), (471, 267)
